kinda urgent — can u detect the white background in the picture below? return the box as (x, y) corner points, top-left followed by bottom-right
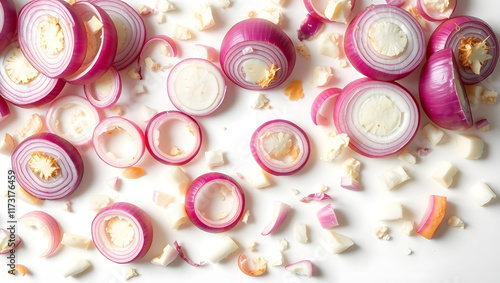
(1, 0), (500, 282)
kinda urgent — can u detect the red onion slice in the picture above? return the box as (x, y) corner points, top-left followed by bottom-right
(138, 35), (178, 80)
(261, 201), (291, 236)
(145, 111), (202, 165)
(92, 202), (153, 264)
(303, 0), (356, 23)
(428, 16), (499, 85)
(92, 117), (145, 168)
(167, 58), (226, 116)
(185, 173), (245, 233)
(83, 66), (121, 108)
(416, 0), (456, 22)
(0, 40), (65, 108)
(0, 228), (21, 254)
(64, 1), (118, 84)
(18, 0), (87, 79)
(0, 96), (10, 123)
(220, 18), (296, 90)
(419, 48), (473, 130)
(250, 119), (310, 176)
(297, 14), (324, 41)
(0, 0), (16, 52)
(311, 88), (341, 126)
(12, 133), (84, 200)
(333, 78), (419, 158)
(19, 211), (61, 258)
(92, 0), (146, 70)
(345, 4), (425, 81)
(45, 95), (101, 146)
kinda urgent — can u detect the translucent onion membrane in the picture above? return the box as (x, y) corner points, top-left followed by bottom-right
(92, 0), (146, 70)
(428, 16), (499, 85)
(417, 0), (456, 22)
(92, 117), (145, 168)
(145, 111), (202, 165)
(138, 35), (178, 80)
(0, 0), (16, 52)
(303, 0), (356, 23)
(83, 66), (121, 108)
(333, 78), (420, 158)
(91, 202), (153, 264)
(64, 1), (118, 84)
(250, 119), (310, 176)
(419, 48), (473, 130)
(297, 14), (324, 41)
(18, 0), (87, 79)
(344, 4), (425, 81)
(0, 41), (65, 108)
(0, 96), (9, 123)
(45, 95), (100, 146)
(311, 88), (341, 126)
(220, 18), (296, 90)
(0, 228), (21, 254)
(19, 210), (61, 257)
(185, 173), (245, 233)
(12, 133), (84, 200)
(167, 58), (226, 116)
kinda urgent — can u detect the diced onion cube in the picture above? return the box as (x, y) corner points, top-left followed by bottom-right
(378, 202), (403, 221)
(378, 165), (410, 190)
(470, 181), (496, 206)
(432, 161), (457, 188)
(422, 123), (445, 145)
(455, 134), (484, 159)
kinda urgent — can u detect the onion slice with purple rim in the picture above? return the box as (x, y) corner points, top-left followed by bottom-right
(92, 117), (145, 168)
(333, 78), (419, 158)
(0, 41), (65, 108)
(311, 88), (341, 126)
(185, 173), (245, 233)
(0, 228), (21, 254)
(83, 66), (121, 108)
(45, 95), (100, 146)
(167, 58), (226, 116)
(220, 18), (296, 90)
(145, 111), (202, 165)
(385, 0), (406, 7)
(138, 35), (178, 79)
(18, 0), (87, 79)
(316, 203), (339, 229)
(251, 119), (310, 176)
(261, 201), (291, 236)
(19, 211), (61, 257)
(92, 0), (146, 70)
(0, 96), (9, 123)
(64, 1), (118, 84)
(91, 202), (153, 264)
(285, 260), (313, 277)
(417, 0), (456, 22)
(12, 133), (84, 200)
(428, 16), (499, 85)
(345, 4), (425, 81)
(419, 48), (473, 130)
(0, 0), (16, 52)
(303, 0), (355, 23)
(297, 14), (324, 41)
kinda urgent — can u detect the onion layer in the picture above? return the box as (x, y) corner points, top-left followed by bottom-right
(18, 0), (87, 79)
(185, 173), (245, 233)
(250, 120), (310, 176)
(311, 88), (341, 126)
(220, 18), (296, 90)
(0, 0), (17, 52)
(92, 202), (153, 264)
(0, 228), (21, 254)
(12, 133), (84, 200)
(0, 96), (10, 123)
(19, 211), (62, 257)
(83, 66), (121, 108)
(145, 111), (202, 165)
(333, 78), (419, 157)
(417, 0), (456, 22)
(138, 35), (178, 79)
(303, 0), (356, 23)
(344, 4), (425, 81)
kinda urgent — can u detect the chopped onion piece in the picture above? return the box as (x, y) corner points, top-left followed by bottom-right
(206, 236), (239, 263)
(400, 220), (415, 235)
(15, 114), (43, 138)
(89, 194), (112, 211)
(300, 193), (332, 203)
(244, 169), (270, 189)
(481, 89), (498, 104)
(167, 202), (188, 230)
(432, 161), (457, 188)
(164, 166), (190, 195)
(316, 203), (339, 228)
(294, 223), (309, 243)
(151, 244), (178, 266)
(123, 268), (138, 280)
(455, 134), (484, 159)
(61, 233), (91, 249)
(320, 230), (354, 254)
(322, 132), (349, 161)
(259, 6), (283, 26)
(342, 158), (360, 180)
(19, 211), (62, 257)
(205, 150), (225, 168)
(417, 0), (456, 22)
(194, 44), (217, 62)
(379, 165), (410, 190)
(374, 226), (390, 240)
(475, 119), (490, 132)
(238, 254), (267, 276)
(152, 190), (175, 207)
(156, 0), (175, 12)
(0, 228), (21, 254)
(0, 133), (15, 155)
(174, 241), (204, 267)
(285, 260), (313, 277)
(340, 176), (360, 191)
(470, 181), (496, 206)
(297, 14), (324, 41)
(106, 177), (120, 190)
(173, 25), (192, 40)
(416, 195), (447, 239)
(398, 149), (417, 165)
(422, 123), (445, 145)
(296, 43), (311, 58)
(310, 66), (333, 87)
(447, 216), (465, 229)
(122, 167), (146, 179)
(191, 3), (215, 30)
(319, 33), (341, 59)
(261, 201), (291, 236)
(63, 259), (92, 278)
(311, 88), (341, 126)
(378, 202), (404, 221)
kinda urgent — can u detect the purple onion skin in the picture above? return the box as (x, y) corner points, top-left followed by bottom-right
(0, 96), (10, 123)
(385, 0), (406, 7)
(297, 14), (324, 41)
(0, 0), (17, 53)
(419, 48), (473, 130)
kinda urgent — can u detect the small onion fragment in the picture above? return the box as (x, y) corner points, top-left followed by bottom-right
(0, 96), (9, 123)
(345, 4), (425, 81)
(167, 58), (226, 116)
(303, 0), (356, 23)
(334, 78), (420, 157)
(316, 203), (339, 229)
(185, 173), (245, 233)
(419, 48), (473, 130)
(220, 18), (296, 90)
(83, 66), (122, 108)
(285, 260), (313, 277)
(145, 111), (202, 165)
(428, 16), (499, 84)
(12, 133), (84, 200)
(416, 195), (447, 239)
(416, 0), (456, 22)
(261, 201), (291, 236)
(250, 119), (310, 176)
(300, 193), (332, 203)
(386, 0), (406, 7)
(92, 117), (145, 168)
(0, 0), (16, 52)
(0, 228), (21, 254)
(311, 88), (341, 126)
(91, 202), (153, 263)
(174, 241), (204, 267)
(92, 0), (146, 70)
(19, 211), (62, 257)
(138, 35), (178, 79)
(297, 14), (324, 41)
(18, 0), (87, 79)
(45, 95), (100, 146)
(238, 254), (266, 276)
